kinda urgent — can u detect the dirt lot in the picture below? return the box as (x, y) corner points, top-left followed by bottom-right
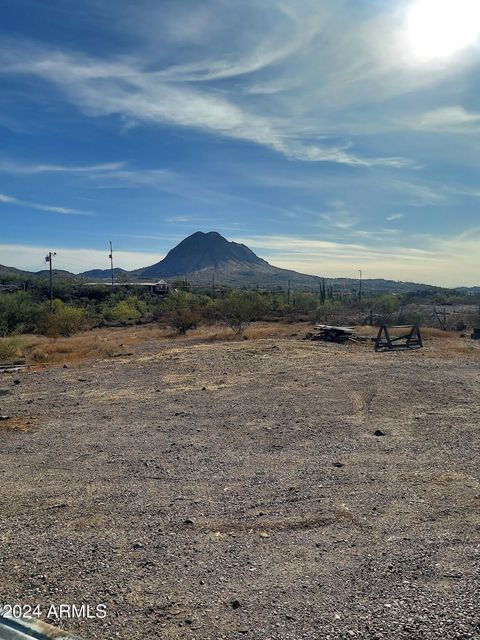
(0, 325), (479, 639)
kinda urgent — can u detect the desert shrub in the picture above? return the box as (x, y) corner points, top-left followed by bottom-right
(29, 346), (49, 362)
(0, 291), (44, 334)
(462, 312), (480, 329)
(374, 293), (400, 315)
(289, 292), (318, 313)
(370, 293), (400, 324)
(397, 310), (425, 326)
(102, 296), (147, 324)
(163, 291), (205, 334)
(215, 292), (267, 335)
(40, 301), (88, 337)
(313, 300), (344, 325)
(0, 336), (23, 362)
(166, 306), (200, 334)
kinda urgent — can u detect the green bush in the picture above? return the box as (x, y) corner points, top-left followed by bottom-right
(398, 311), (425, 326)
(41, 300), (88, 337)
(167, 306), (200, 334)
(216, 292), (267, 335)
(102, 296), (147, 324)
(0, 291), (45, 334)
(373, 293), (400, 315)
(0, 336), (23, 362)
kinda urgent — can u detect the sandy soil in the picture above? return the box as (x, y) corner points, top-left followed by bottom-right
(0, 327), (479, 639)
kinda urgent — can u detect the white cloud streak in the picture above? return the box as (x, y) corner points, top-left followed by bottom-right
(0, 33), (411, 167)
(0, 193), (91, 215)
(0, 160), (126, 175)
(406, 106), (480, 133)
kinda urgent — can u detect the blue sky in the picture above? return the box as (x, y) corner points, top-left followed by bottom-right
(0, 0), (479, 286)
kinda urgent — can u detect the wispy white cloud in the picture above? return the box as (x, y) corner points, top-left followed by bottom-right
(0, 160), (126, 175)
(165, 216), (191, 223)
(0, 36), (411, 167)
(89, 168), (177, 188)
(384, 178), (446, 207)
(386, 213), (404, 221)
(406, 106), (480, 133)
(319, 211), (358, 230)
(352, 228), (401, 238)
(0, 192), (91, 215)
(0, 156), (178, 190)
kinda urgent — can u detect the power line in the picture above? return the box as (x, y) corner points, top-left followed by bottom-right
(109, 241), (114, 287)
(44, 251), (56, 313)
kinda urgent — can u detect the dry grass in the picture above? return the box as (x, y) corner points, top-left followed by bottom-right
(138, 322), (307, 344)
(244, 322), (305, 340)
(24, 334), (119, 365)
(196, 509), (358, 534)
(350, 385), (377, 414)
(3, 321), (477, 369)
(0, 416), (34, 432)
(0, 336), (24, 363)
(421, 327), (457, 339)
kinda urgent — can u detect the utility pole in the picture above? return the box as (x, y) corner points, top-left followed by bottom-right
(109, 241), (114, 287)
(358, 269), (363, 301)
(45, 251), (56, 313)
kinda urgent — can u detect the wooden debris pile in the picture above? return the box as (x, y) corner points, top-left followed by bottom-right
(304, 324), (367, 344)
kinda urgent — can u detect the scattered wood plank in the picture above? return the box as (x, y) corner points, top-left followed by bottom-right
(306, 324), (364, 344)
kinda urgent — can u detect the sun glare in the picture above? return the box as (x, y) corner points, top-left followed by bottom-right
(407, 0), (480, 60)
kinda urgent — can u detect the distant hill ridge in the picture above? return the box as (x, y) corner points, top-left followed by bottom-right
(0, 232), (476, 292)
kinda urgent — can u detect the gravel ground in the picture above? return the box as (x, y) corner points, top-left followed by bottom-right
(0, 331), (479, 639)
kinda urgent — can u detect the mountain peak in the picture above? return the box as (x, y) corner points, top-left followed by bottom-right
(140, 231), (268, 278)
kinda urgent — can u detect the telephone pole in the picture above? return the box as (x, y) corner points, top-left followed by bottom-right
(45, 251), (56, 313)
(109, 241), (114, 287)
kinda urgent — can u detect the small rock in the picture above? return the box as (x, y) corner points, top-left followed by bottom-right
(0, 389), (12, 396)
(230, 600), (241, 610)
(63, 364), (68, 369)
(0, 415), (11, 421)
(332, 462), (345, 468)
(13, 379), (21, 385)
(259, 531), (270, 538)
(374, 429), (385, 437)
(132, 542), (143, 550)
(183, 518), (195, 525)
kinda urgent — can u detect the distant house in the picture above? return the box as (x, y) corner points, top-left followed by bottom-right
(153, 280), (170, 295)
(84, 279), (170, 295)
